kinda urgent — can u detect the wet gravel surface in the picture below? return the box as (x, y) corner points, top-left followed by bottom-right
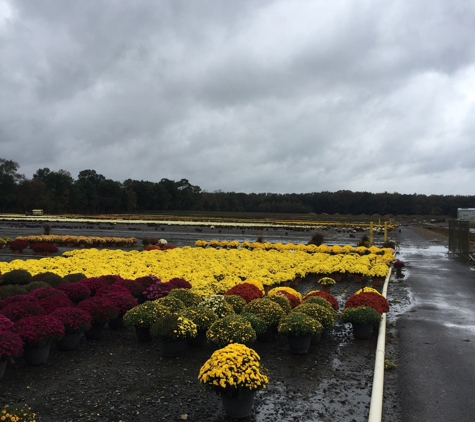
(0, 221), (412, 421)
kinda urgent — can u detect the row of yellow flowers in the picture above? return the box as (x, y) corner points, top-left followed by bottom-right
(0, 246), (394, 297)
(195, 239), (392, 255)
(14, 235), (138, 247)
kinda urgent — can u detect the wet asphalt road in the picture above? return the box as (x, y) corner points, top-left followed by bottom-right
(395, 227), (475, 422)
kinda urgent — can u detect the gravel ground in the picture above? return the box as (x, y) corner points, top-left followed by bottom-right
(0, 222), (417, 422)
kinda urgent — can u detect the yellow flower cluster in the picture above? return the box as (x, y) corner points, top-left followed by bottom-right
(198, 343), (269, 392)
(15, 235), (137, 246)
(0, 404), (36, 422)
(0, 244), (392, 292)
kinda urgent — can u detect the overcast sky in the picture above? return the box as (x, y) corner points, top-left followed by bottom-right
(1, 0), (474, 196)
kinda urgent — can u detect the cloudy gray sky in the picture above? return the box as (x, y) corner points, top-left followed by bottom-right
(1, 0), (474, 195)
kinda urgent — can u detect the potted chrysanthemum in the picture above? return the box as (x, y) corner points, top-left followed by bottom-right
(242, 298), (285, 330)
(0, 330), (24, 379)
(340, 306), (382, 339)
(317, 276), (336, 293)
(123, 302), (171, 342)
(150, 314), (197, 357)
(11, 315), (65, 365)
(198, 343), (269, 418)
(76, 297), (119, 341)
(206, 314), (256, 349)
(50, 307), (92, 351)
(278, 312), (322, 354)
(179, 306), (218, 347)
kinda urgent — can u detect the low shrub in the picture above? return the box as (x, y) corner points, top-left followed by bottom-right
(2, 269), (32, 286)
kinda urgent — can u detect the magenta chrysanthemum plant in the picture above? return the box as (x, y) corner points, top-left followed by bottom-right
(12, 315), (65, 346)
(104, 292), (138, 314)
(77, 278), (109, 295)
(51, 307), (92, 334)
(115, 279), (144, 297)
(76, 297), (120, 325)
(168, 278), (192, 289)
(0, 315), (14, 332)
(95, 284), (132, 297)
(134, 275), (160, 290)
(0, 330), (24, 358)
(0, 301), (46, 323)
(143, 281), (174, 300)
(29, 287), (68, 300)
(0, 294), (39, 311)
(38, 295), (74, 313)
(56, 282), (92, 303)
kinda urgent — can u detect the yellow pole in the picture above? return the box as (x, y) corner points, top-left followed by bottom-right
(369, 221), (373, 245)
(384, 222), (387, 242)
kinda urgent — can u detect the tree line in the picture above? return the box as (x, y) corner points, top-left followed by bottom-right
(1, 158), (473, 217)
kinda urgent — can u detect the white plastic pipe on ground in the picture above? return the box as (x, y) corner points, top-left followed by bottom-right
(368, 268), (391, 422)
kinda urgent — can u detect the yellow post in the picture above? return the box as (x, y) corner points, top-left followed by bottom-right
(369, 221), (373, 245)
(384, 222), (387, 242)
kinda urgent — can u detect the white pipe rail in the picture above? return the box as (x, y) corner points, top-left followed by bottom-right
(368, 268), (392, 422)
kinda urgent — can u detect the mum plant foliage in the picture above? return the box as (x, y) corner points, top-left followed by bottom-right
(266, 295), (292, 314)
(240, 312), (267, 336)
(292, 303), (335, 331)
(154, 296), (186, 313)
(150, 314), (197, 341)
(0, 330), (24, 359)
(302, 295), (335, 312)
(50, 307), (92, 334)
(278, 312), (323, 337)
(198, 343), (269, 397)
(340, 306), (382, 325)
(303, 290), (339, 311)
(1, 269), (32, 285)
(206, 314), (256, 348)
(242, 298), (285, 328)
(179, 306), (218, 331)
(167, 288), (202, 307)
(12, 315), (65, 346)
(123, 302), (171, 329)
(223, 294), (247, 314)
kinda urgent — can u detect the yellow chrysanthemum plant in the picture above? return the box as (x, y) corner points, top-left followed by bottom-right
(198, 343), (269, 398)
(149, 314), (198, 341)
(0, 404), (36, 422)
(318, 276), (337, 286)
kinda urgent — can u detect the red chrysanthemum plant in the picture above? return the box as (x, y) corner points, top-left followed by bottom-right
(344, 292), (390, 315)
(224, 283), (264, 303)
